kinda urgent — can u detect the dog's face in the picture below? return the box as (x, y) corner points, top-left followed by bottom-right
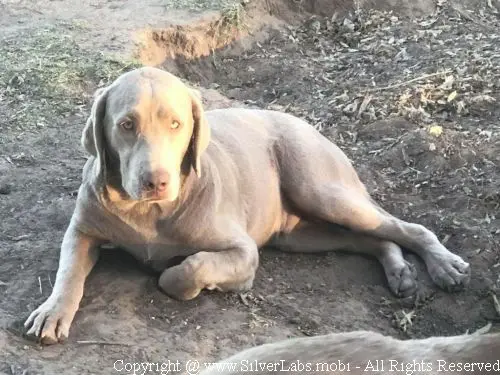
(82, 67), (210, 202)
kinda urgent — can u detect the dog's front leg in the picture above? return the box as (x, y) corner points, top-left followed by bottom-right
(158, 235), (259, 300)
(24, 223), (100, 344)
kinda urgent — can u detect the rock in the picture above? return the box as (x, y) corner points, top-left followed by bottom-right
(0, 184), (12, 195)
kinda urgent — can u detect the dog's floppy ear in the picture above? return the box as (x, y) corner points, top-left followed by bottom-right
(189, 90), (210, 178)
(81, 87), (109, 176)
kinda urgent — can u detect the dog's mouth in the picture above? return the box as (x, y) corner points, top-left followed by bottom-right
(142, 190), (169, 201)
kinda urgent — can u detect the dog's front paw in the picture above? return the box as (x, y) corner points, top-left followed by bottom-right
(24, 296), (78, 345)
(426, 252), (471, 292)
(159, 259), (203, 301)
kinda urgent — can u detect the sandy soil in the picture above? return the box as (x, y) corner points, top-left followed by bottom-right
(0, 0), (499, 374)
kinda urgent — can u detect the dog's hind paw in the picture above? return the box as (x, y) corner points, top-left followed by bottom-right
(386, 261), (418, 298)
(426, 252), (471, 292)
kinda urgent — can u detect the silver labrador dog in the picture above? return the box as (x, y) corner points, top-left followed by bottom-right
(200, 330), (500, 375)
(25, 67), (470, 344)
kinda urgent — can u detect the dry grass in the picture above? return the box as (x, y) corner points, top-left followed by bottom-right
(0, 24), (140, 134)
(162, 0), (235, 11)
(212, 2), (248, 44)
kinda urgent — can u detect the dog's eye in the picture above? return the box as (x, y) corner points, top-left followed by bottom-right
(171, 121), (180, 130)
(120, 120), (135, 131)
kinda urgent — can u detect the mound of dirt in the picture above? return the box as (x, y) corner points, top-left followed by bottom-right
(136, 0), (439, 67)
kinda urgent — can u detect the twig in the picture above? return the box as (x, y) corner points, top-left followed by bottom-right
(441, 234), (451, 245)
(493, 294), (500, 316)
(10, 234), (32, 242)
(77, 340), (132, 346)
(48, 273), (53, 289)
(469, 322), (492, 336)
(367, 70), (452, 92)
(38, 276), (43, 295)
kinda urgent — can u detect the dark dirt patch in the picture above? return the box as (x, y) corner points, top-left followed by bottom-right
(1, 0), (499, 374)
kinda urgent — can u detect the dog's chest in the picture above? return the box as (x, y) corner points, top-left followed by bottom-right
(122, 240), (195, 271)
(101, 202), (197, 266)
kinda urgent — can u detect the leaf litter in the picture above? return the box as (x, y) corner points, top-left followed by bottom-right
(183, 0), (500, 326)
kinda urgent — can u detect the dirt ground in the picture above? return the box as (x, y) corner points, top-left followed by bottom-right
(0, 0), (499, 374)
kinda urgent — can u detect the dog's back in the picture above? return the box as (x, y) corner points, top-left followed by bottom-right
(200, 330), (500, 375)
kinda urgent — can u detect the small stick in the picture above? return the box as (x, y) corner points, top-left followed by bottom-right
(10, 234), (32, 242)
(441, 234), (451, 246)
(470, 322), (492, 336)
(38, 276), (43, 295)
(493, 294), (500, 316)
(48, 273), (53, 289)
(367, 70), (452, 92)
(77, 340), (132, 346)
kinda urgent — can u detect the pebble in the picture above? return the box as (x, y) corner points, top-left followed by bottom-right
(0, 184), (11, 195)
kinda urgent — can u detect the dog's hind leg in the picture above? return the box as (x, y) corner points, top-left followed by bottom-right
(283, 182), (470, 292)
(274, 123), (469, 292)
(272, 222), (418, 298)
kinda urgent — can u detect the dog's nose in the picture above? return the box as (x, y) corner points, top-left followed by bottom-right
(144, 169), (170, 192)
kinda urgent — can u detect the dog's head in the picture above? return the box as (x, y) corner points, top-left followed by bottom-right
(82, 67), (210, 202)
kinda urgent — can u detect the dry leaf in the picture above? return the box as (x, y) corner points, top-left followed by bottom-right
(456, 101), (466, 113)
(428, 124), (443, 137)
(357, 94), (372, 117)
(440, 75), (455, 90)
(470, 94), (496, 103)
(447, 90), (458, 102)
